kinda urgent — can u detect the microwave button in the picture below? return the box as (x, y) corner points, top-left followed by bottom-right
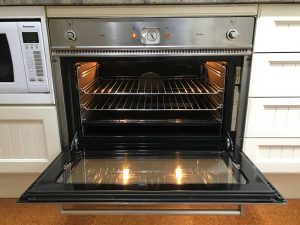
(30, 77), (36, 81)
(38, 78), (44, 82)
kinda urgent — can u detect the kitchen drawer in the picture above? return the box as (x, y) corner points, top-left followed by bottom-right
(249, 53), (300, 97)
(244, 138), (300, 173)
(0, 106), (61, 173)
(245, 98), (300, 138)
(254, 5), (300, 52)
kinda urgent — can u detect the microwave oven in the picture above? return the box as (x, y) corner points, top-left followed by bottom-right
(0, 21), (49, 93)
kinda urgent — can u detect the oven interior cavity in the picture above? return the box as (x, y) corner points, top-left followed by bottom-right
(75, 58), (226, 137)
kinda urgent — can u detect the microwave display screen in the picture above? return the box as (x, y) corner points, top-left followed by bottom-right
(22, 32), (39, 43)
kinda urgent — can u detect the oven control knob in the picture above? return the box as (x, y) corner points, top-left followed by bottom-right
(65, 30), (77, 41)
(226, 29), (239, 40)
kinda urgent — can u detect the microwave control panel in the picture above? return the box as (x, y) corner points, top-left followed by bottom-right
(18, 22), (49, 93)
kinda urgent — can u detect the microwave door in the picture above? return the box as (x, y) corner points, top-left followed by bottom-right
(19, 148), (284, 204)
(0, 22), (28, 93)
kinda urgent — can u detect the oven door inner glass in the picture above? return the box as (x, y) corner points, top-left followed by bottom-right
(57, 154), (246, 186)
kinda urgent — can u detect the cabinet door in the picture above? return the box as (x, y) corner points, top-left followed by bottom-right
(0, 106), (61, 173)
(245, 98), (300, 138)
(249, 53), (300, 97)
(255, 5), (300, 52)
(244, 138), (300, 173)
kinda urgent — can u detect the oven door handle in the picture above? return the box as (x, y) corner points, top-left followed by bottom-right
(61, 205), (244, 216)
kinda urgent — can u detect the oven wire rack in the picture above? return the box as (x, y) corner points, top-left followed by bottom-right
(80, 77), (223, 95)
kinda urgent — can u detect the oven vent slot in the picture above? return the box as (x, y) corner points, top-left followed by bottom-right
(52, 48), (252, 56)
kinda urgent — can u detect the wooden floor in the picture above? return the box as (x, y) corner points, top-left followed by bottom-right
(0, 199), (299, 225)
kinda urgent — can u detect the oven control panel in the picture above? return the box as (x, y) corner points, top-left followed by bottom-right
(49, 17), (255, 49)
(18, 22), (49, 93)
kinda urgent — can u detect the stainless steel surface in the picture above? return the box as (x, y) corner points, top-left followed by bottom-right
(80, 77), (224, 95)
(52, 48), (252, 57)
(60, 208), (243, 215)
(58, 157), (246, 185)
(80, 95), (223, 111)
(49, 17), (255, 49)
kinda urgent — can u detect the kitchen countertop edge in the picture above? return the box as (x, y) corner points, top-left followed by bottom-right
(1, 0), (300, 6)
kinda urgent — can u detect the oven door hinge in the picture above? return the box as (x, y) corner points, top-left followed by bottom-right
(63, 132), (80, 170)
(70, 132), (84, 158)
(226, 131), (234, 152)
(63, 162), (72, 170)
(233, 162), (241, 170)
(70, 132), (79, 152)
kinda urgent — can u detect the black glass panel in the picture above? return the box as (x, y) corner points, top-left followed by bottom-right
(22, 32), (39, 43)
(19, 151), (285, 203)
(0, 34), (14, 82)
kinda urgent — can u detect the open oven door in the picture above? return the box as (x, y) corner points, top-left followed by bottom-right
(19, 147), (285, 204)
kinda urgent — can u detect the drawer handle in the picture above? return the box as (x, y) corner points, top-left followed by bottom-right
(263, 105), (300, 109)
(275, 20), (300, 27)
(269, 61), (300, 65)
(61, 205), (244, 216)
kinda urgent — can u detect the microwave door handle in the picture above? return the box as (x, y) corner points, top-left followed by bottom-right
(61, 205), (244, 216)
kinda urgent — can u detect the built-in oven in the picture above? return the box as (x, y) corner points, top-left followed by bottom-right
(20, 17), (285, 214)
(0, 21), (49, 93)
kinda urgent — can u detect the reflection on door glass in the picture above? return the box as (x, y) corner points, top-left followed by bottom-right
(0, 34), (14, 82)
(57, 156), (246, 185)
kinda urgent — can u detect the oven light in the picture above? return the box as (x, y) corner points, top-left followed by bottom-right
(122, 168), (130, 184)
(131, 32), (137, 39)
(175, 166), (183, 184)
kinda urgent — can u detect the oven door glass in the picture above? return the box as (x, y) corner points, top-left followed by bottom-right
(0, 22), (28, 93)
(20, 150), (284, 204)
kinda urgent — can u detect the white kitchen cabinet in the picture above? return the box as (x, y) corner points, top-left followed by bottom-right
(0, 106), (61, 173)
(254, 5), (300, 52)
(244, 4), (300, 173)
(243, 138), (300, 173)
(245, 98), (300, 138)
(249, 53), (300, 97)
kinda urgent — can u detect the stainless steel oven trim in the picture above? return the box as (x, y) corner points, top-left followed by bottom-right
(51, 53), (252, 151)
(52, 48), (252, 57)
(60, 205), (244, 216)
(49, 17), (255, 49)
